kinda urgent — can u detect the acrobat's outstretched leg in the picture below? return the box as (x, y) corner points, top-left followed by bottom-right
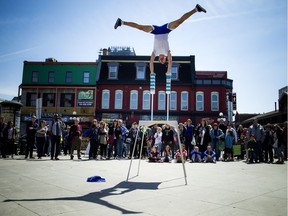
(168, 4), (206, 30)
(114, 18), (153, 33)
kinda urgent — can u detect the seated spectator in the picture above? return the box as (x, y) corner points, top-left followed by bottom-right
(190, 146), (202, 163)
(247, 134), (257, 164)
(148, 146), (161, 162)
(163, 145), (172, 163)
(203, 145), (216, 163)
(175, 144), (188, 163)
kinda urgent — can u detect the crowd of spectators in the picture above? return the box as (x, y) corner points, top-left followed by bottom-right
(0, 115), (286, 165)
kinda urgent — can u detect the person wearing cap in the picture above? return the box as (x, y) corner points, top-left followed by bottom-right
(25, 115), (38, 159)
(209, 123), (224, 161)
(114, 4), (206, 75)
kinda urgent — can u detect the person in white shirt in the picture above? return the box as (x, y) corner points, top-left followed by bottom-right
(114, 4), (206, 75)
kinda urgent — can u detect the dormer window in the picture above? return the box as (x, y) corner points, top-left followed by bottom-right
(171, 63), (179, 80)
(135, 62), (146, 80)
(108, 62), (119, 79)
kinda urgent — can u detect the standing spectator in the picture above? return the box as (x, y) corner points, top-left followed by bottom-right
(35, 120), (48, 159)
(237, 124), (247, 160)
(0, 116), (7, 158)
(225, 123), (238, 160)
(247, 134), (257, 164)
(178, 123), (186, 144)
(273, 124), (285, 164)
(88, 119), (99, 160)
(25, 115), (38, 159)
(247, 119), (264, 163)
(175, 144), (188, 163)
(263, 124), (274, 163)
(203, 145), (216, 163)
(151, 124), (158, 147)
(115, 119), (126, 159)
(127, 122), (138, 159)
(154, 127), (163, 155)
(224, 129), (235, 161)
(196, 119), (210, 156)
(49, 114), (66, 160)
(98, 121), (108, 160)
(107, 120), (118, 160)
(189, 146), (202, 163)
(162, 124), (175, 158)
(209, 123), (224, 161)
(3, 121), (17, 159)
(70, 118), (82, 160)
(184, 119), (194, 156)
(62, 126), (71, 156)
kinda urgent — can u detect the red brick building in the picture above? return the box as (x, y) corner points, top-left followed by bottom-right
(96, 54), (233, 125)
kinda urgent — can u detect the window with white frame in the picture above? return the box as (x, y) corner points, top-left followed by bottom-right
(158, 91), (166, 110)
(211, 92), (219, 111)
(196, 91), (204, 111)
(170, 91), (177, 110)
(115, 90), (123, 109)
(181, 91), (188, 111)
(142, 90), (150, 110)
(130, 90), (138, 110)
(135, 62), (146, 80)
(108, 63), (119, 79)
(48, 71), (55, 83)
(101, 90), (110, 109)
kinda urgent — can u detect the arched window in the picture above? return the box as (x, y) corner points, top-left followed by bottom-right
(142, 90), (150, 110)
(102, 89), (110, 109)
(170, 91), (177, 110)
(115, 90), (123, 109)
(181, 91), (188, 111)
(130, 90), (138, 110)
(211, 92), (219, 111)
(158, 91), (166, 110)
(196, 91), (204, 111)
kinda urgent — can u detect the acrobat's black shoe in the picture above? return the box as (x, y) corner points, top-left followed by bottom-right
(196, 4), (207, 13)
(114, 18), (122, 29)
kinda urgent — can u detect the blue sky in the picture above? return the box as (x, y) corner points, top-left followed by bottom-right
(0, 0), (287, 114)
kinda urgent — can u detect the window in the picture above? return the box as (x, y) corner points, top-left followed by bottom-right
(101, 90), (110, 109)
(115, 90), (123, 109)
(195, 79), (203, 85)
(130, 90), (138, 110)
(196, 91), (204, 111)
(43, 93), (55, 107)
(32, 71), (38, 83)
(158, 91), (166, 110)
(48, 71), (55, 83)
(211, 92), (219, 111)
(142, 90), (150, 110)
(26, 93), (37, 107)
(171, 64), (179, 80)
(212, 80), (221, 85)
(60, 93), (74, 107)
(83, 72), (90, 84)
(66, 71), (72, 83)
(203, 80), (211, 85)
(135, 62), (146, 80)
(181, 91), (188, 111)
(170, 91), (177, 110)
(108, 63), (119, 79)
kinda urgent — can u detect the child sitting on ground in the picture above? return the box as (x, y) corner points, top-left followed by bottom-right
(203, 145), (216, 163)
(148, 146), (161, 162)
(163, 145), (172, 162)
(175, 144), (188, 163)
(190, 146), (202, 163)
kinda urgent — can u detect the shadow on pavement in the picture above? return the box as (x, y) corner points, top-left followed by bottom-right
(3, 181), (161, 214)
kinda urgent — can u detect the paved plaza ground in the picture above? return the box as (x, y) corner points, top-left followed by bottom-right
(0, 155), (287, 216)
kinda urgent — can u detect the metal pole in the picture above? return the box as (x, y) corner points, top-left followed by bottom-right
(137, 126), (146, 176)
(166, 74), (171, 121)
(126, 128), (140, 181)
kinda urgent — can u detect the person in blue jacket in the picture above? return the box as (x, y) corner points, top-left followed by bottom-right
(203, 145), (216, 163)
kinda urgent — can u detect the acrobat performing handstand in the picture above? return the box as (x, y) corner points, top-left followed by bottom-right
(114, 4), (206, 75)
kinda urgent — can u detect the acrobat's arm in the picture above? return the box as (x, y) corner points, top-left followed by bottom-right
(166, 51), (172, 75)
(149, 52), (156, 74)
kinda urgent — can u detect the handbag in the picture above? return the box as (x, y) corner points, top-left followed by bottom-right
(191, 136), (196, 145)
(125, 137), (132, 144)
